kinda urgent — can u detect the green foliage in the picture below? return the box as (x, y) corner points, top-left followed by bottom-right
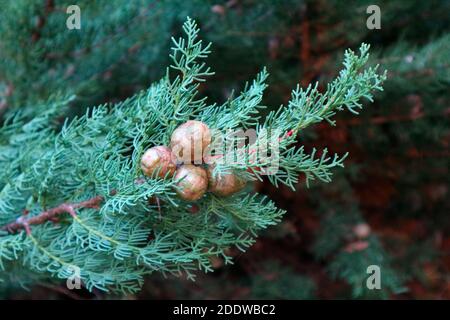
(0, 0), (304, 118)
(295, 0), (449, 299)
(211, 44), (386, 189)
(0, 17), (384, 295)
(328, 237), (407, 299)
(313, 206), (407, 298)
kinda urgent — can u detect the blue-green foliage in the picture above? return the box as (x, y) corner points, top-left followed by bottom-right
(0, 18), (384, 294)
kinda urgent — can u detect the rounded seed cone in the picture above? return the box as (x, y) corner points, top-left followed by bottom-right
(174, 164), (208, 201)
(207, 167), (246, 197)
(141, 146), (177, 178)
(170, 120), (211, 164)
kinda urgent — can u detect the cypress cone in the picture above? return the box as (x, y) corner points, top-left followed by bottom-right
(174, 164), (208, 201)
(170, 120), (211, 164)
(141, 146), (177, 178)
(207, 167), (246, 197)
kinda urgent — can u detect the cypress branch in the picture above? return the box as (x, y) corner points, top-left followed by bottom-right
(0, 17), (386, 294)
(1, 195), (104, 234)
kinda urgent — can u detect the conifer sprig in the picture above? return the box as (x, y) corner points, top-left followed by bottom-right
(0, 18), (385, 293)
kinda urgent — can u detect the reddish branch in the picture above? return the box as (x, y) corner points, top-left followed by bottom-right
(1, 195), (104, 234)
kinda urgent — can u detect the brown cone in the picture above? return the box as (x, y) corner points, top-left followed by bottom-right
(170, 120), (211, 164)
(141, 146), (177, 178)
(174, 164), (208, 201)
(207, 167), (246, 197)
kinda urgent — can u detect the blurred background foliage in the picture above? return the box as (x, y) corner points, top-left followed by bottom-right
(1, 0), (449, 299)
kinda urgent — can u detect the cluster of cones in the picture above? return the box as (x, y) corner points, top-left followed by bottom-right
(141, 120), (245, 201)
